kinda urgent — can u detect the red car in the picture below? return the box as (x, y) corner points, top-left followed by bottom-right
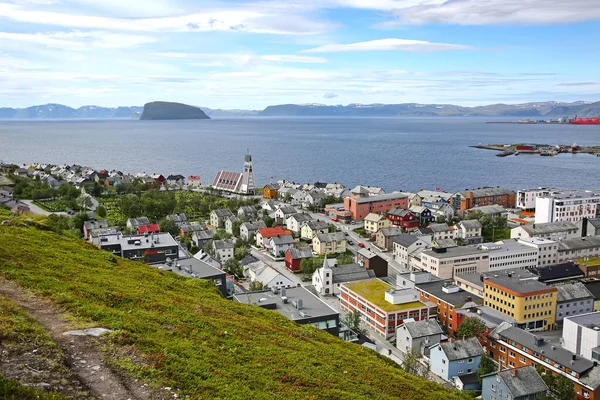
(331, 217), (339, 222)
(358, 242), (365, 248)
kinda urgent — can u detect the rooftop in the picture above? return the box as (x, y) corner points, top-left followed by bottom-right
(315, 232), (346, 242)
(584, 281), (600, 300)
(459, 187), (515, 198)
(466, 205), (506, 215)
(459, 220), (482, 230)
(357, 248), (379, 259)
(109, 233), (178, 251)
(521, 221), (578, 235)
(429, 223), (451, 233)
(480, 239), (535, 254)
(532, 262), (584, 283)
(556, 283), (593, 303)
(564, 312), (600, 330)
(213, 239), (235, 250)
(484, 272), (554, 295)
(421, 245), (487, 260)
(438, 337), (484, 361)
(403, 319), (443, 338)
(483, 366), (548, 397)
(392, 234), (421, 248)
(343, 279), (426, 313)
(233, 286), (338, 321)
(259, 226), (293, 238)
(351, 192), (407, 204)
(558, 236), (600, 252)
(491, 322), (594, 374)
(579, 257), (600, 267)
(287, 247), (314, 259)
(416, 280), (483, 307)
(152, 257), (224, 280)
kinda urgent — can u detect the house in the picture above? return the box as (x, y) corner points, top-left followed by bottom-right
(481, 366), (548, 400)
(364, 213), (391, 234)
(246, 263), (295, 289)
(209, 209), (234, 229)
(137, 224), (160, 235)
(83, 219), (108, 239)
(312, 232), (347, 255)
(96, 232), (179, 263)
(304, 191), (327, 208)
(261, 200), (281, 212)
(285, 213), (313, 233)
(256, 226), (293, 248)
(274, 206), (297, 223)
(312, 258), (375, 296)
(155, 257), (228, 298)
(396, 319), (443, 356)
(285, 247), (314, 272)
(356, 248), (388, 278)
(225, 215), (241, 236)
(179, 223), (205, 237)
(291, 190), (307, 207)
(451, 187), (516, 211)
(277, 187), (297, 201)
(213, 239), (235, 262)
(263, 184), (279, 199)
(350, 185), (385, 197)
(555, 283), (594, 324)
(456, 220), (483, 244)
(126, 217), (150, 230)
(558, 236), (600, 263)
(465, 205), (508, 218)
(563, 312), (600, 361)
(578, 218), (600, 237)
(409, 206), (435, 225)
(510, 221), (579, 241)
(387, 208), (419, 230)
(430, 338), (484, 383)
(237, 205), (257, 219)
(151, 174), (166, 183)
(300, 220), (330, 241)
(392, 234), (432, 269)
(375, 227), (403, 251)
(187, 175), (201, 187)
(428, 202), (456, 220)
(429, 223), (455, 240)
(192, 229), (215, 250)
(234, 286), (340, 336)
(268, 234), (295, 258)
(166, 213), (188, 227)
(344, 192), (408, 220)
(166, 175), (186, 186)
(239, 221), (266, 241)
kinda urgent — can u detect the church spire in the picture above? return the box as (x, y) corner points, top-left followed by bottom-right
(322, 254), (330, 270)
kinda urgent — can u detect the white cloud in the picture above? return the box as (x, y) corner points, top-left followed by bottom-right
(0, 31), (158, 49)
(323, 92), (338, 98)
(153, 52), (328, 65)
(0, 3), (331, 35)
(303, 38), (473, 52)
(385, 0), (600, 25)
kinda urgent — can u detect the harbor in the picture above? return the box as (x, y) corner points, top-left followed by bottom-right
(472, 143), (600, 156)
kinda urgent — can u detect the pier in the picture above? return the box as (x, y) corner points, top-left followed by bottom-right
(471, 143), (600, 156)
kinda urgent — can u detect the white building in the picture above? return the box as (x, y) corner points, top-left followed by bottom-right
(419, 246), (489, 279)
(533, 189), (600, 224)
(213, 239), (234, 262)
(479, 240), (538, 272)
(392, 234), (432, 269)
(516, 187), (559, 210)
(268, 235), (295, 258)
(456, 220), (483, 243)
(246, 263), (295, 289)
(396, 319), (443, 356)
(562, 312), (600, 361)
(285, 213), (313, 233)
(510, 221), (579, 241)
(517, 237), (558, 267)
(312, 257), (375, 296)
(429, 223), (456, 241)
(557, 236), (600, 263)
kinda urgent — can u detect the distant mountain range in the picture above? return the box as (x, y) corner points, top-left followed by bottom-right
(1, 101), (599, 119)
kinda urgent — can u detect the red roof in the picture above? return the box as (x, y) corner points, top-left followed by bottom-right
(188, 175), (201, 181)
(137, 224), (160, 234)
(258, 226), (292, 238)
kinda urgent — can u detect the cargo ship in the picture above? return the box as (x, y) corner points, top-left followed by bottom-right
(569, 116), (600, 125)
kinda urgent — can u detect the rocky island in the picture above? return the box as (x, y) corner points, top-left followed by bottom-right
(139, 101), (210, 120)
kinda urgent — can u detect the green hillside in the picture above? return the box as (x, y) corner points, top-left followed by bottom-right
(0, 220), (469, 399)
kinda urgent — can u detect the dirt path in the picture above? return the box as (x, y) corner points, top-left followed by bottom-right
(0, 277), (154, 400)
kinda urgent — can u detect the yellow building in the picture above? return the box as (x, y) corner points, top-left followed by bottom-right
(263, 184), (278, 199)
(483, 272), (557, 331)
(312, 232), (347, 255)
(300, 220), (330, 241)
(363, 213), (391, 234)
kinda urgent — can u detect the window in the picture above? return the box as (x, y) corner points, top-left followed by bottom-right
(468, 358), (473, 363)
(458, 369), (464, 374)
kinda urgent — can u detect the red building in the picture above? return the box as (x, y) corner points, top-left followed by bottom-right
(451, 187), (516, 212)
(387, 208), (419, 229)
(137, 224), (160, 235)
(285, 247), (314, 272)
(344, 193), (408, 220)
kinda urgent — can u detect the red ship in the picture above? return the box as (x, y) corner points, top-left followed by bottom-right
(569, 115), (600, 125)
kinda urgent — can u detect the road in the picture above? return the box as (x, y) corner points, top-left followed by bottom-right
(21, 200), (69, 216)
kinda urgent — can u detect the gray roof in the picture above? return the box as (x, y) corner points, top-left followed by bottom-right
(166, 213), (188, 223)
(278, 206), (297, 214)
(240, 254), (259, 266)
(315, 232), (346, 243)
(213, 239), (235, 250)
(241, 221), (266, 231)
(484, 273), (552, 295)
(521, 221), (578, 235)
(403, 319), (443, 338)
(352, 192), (407, 204)
(287, 213), (313, 223)
(288, 247), (314, 259)
(127, 217), (150, 227)
(556, 283), (594, 303)
(429, 223), (451, 232)
(558, 236), (600, 252)
(421, 245), (487, 260)
(491, 322), (594, 374)
(84, 219), (108, 230)
(379, 227), (403, 237)
(270, 235), (295, 245)
(459, 220), (482, 230)
(238, 206), (256, 214)
(438, 338), (484, 361)
(467, 205), (506, 215)
(330, 263), (375, 284)
(303, 220), (330, 231)
(212, 209), (234, 218)
(153, 257), (225, 280)
(416, 280), (483, 307)
(484, 366), (548, 397)
(387, 208), (412, 217)
(357, 248), (379, 259)
(432, 239), (457, 249)
(193, 229), (215, 241)
(118, 233), (178, 251)
(459, 187), (515, 198)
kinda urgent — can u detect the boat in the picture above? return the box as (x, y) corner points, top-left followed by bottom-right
(569, 115), (600, 125)
(514, 151), (520, 156)
(496, 151), (515, 157)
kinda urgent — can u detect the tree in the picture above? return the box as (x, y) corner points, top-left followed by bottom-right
(300, 258), (318, 275)
(554, 373), (575, 400)
(401, 350), (430, 378)
(455, 316), (487, 339)
(435, 215), (446, 223)
(536, 365), (556, 393)
(234, 245), (249, 261)
(232, 220), (242, 237)
(264, 216), (275, 228)
(465, 210), (483, 220)
(97, 205), (107, 218)
(335, 254), (353, 266)
(341, 309), (364, 334)
(476, 354), (496, 383)
(77, 194), (93, 212)
(159, 218), (180, 237)
(223, 258), (243, 279)
(249, 281), (265, 291)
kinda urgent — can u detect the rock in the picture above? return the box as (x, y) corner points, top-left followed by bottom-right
(139, 101), (210, 120)
(63, 328), (112, 337)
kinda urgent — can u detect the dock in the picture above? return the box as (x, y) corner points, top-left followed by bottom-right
(471, 143), (600, 157)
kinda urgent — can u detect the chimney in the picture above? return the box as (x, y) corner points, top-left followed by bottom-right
(512, 368), (518, 377)
(572, 354), (577, 361)
(296, 299), (303, 310)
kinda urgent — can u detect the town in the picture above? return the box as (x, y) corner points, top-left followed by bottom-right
(3, 155), (600, 400)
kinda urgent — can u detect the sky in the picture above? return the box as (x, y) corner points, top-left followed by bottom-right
(1, 0), (600, 109)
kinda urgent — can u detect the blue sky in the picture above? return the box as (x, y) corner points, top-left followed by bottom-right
(1, 0), (599, 109)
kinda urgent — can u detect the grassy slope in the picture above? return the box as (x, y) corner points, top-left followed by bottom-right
(0, 294), (68, 400)
(0, 224), (470, 400)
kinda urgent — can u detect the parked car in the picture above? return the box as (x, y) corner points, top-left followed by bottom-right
(358, 242), (365, 248)
(348, 240), (354, 245)
(331, 217), (339, 222)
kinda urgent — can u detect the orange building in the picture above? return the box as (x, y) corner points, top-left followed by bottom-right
(451, 187), (516, 211)
(344, 193), (408, 220)
(263, 184), (278, 199)
(488, 322), (600, 400)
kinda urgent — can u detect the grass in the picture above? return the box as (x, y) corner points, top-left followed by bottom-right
(0, 222), (471, 400)
(482, 227), (511, 242)
(344, 279), (426, 313)
(0, 376), (66, 400)
(578, 257), (600, 267)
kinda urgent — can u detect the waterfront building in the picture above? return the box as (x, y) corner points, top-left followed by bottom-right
(344, 192), (408, 220)
(532, 189), (600, 224)
(451, 187), (516, 212)
(212, 153), (255, 195)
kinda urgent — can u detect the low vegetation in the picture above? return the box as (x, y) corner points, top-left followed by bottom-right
(0, 221), (470, 400)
